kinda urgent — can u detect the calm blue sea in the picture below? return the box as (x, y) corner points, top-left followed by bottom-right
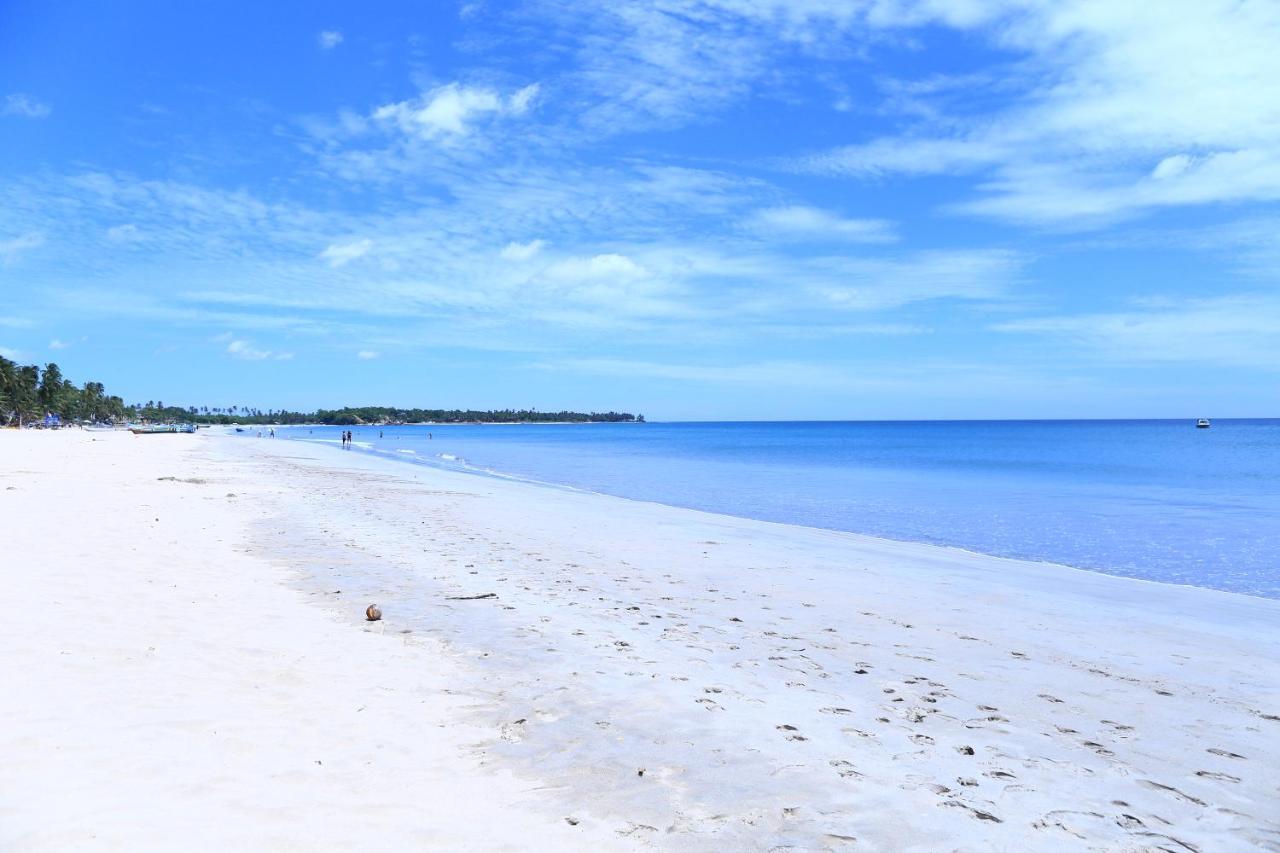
(275, 420), (1280, 599)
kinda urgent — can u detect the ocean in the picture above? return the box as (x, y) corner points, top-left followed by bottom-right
(273, 419), (1280, 599)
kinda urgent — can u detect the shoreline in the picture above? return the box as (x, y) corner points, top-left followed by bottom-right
(266, 427), (1279, 606)
(4, 430), (1278, 850)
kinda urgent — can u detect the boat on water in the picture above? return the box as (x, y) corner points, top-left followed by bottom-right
(129, 424), (196, 435)
(1196, 418), (1211, 429)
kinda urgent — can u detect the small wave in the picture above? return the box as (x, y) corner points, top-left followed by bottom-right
(397, 449), (417, 454)
(439, 453), (460, 461)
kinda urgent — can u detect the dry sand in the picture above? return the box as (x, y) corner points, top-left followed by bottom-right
(2, 429), (1278, 851)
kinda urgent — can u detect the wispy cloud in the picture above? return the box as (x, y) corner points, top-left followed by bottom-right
(318, 30), (344, 49)
(788, 0), (1280, 225)
(371, 82), (539, 141)
(226, 339), (294, 361)
(806, 249), (1026, 311)
(357, 349), (379, 360)
(106, 223), (143, 242)
(994, 295), (1280, 369)
(0, 232), (44, 264)
(49, 338), (68, 350)
(319, 238), (373, 267)
(3, 93), (50, 119)
(744, 206), (896, 243)
(499, 239), (546, 261)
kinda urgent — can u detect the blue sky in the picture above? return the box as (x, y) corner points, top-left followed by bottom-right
(2, 0), (1278, 419)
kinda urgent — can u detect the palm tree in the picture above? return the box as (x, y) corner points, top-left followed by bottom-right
(0, 355), (15, 425)
(13, 365), (40, 427)
(38, 362), (64, 414)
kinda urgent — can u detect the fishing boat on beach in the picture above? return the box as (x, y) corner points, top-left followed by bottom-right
(129, 424), (196, 435)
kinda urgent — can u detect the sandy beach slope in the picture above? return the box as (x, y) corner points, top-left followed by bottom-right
(3, 429), (1279, 851)
(0, 430), (631, 851)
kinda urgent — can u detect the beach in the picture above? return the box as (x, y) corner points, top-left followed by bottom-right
(2, 429), (1278, 851)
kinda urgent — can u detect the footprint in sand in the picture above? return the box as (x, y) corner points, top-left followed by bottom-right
(1137, 780), (1206, 806)
(829, 759), (862, 779)
(1207, 747), (1246, 759)
(1081, 741), (1114, 757)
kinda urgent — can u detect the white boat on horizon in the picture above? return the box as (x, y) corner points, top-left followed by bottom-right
(1196, 418), (1211, 429)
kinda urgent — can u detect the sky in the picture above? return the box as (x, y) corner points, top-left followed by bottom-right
(1, 0), (1278, 420)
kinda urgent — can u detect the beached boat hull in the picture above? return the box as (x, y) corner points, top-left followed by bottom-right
(130, 425), (196, 435)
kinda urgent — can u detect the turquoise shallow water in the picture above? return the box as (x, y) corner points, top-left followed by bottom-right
(275, 420), (1280, 599)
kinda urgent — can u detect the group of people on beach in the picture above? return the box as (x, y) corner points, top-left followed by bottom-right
(340, 429), (353, 448)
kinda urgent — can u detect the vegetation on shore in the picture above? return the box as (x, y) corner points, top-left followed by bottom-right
(0, 358), (127, 426)
(1, 358), (643, 427)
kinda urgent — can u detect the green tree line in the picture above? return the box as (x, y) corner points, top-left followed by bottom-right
(312, 407), (642, 425)
(1, 358), (644, 427)
(1, 357), (128, 426)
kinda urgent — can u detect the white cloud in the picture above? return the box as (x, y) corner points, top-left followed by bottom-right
(0, 346), (22, 360)
(0, 232), (44, 264)
(507, 83), (540, 115)
(790, 0), (1280, 225)
(319, 238), (372, 267)
(49, 339), (68, 350)
(539, 356), (1034, 397)
(226, 339), (269, 360)
(544, 252), (647, 282)
(808, 249), (1025, 311)
(357, 349), (379, 359)
(106, 223), (142, 242)
(745, 206), (896, 243)
(500, 239), (546, 261)
(226, 339), (293, 361)
(994, 294), (1280, 369)
(371, 82), (539, 141)
(1151, 154), (1194, 181)
(318, 30), (344, 49)
(795, 136), (1010, 179)
(3, 94), (50, 119)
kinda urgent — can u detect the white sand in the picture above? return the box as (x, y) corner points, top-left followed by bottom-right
(3, 430), (1279, 851)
